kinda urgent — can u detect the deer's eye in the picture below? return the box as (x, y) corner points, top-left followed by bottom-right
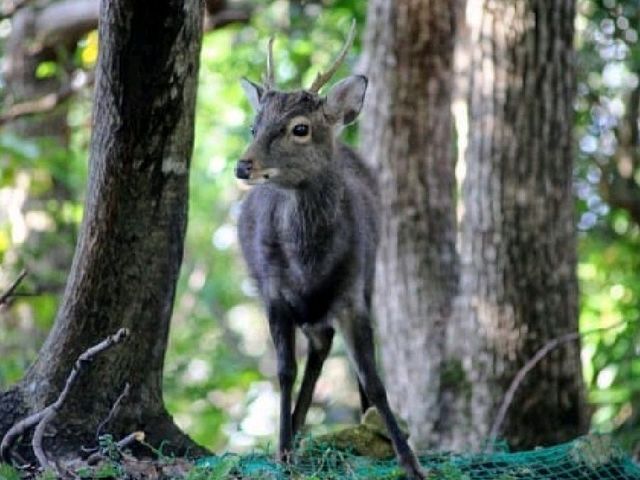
(250, 126), (256, 136)
(292, 124), (309, 137)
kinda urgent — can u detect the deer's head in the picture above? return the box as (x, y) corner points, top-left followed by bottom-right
(235, 22), (367, 188)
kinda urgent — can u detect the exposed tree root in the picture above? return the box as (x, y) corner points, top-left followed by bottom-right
(0, 329), (208, 477)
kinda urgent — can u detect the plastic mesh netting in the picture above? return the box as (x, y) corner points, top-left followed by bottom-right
(198, 435), (640, 479)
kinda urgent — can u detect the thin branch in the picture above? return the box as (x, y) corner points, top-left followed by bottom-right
(30, 328), (130, 470)
(32, 0), (99, 51)
(86, 431), (144, 465)
(0, 328), (129, 465)
(0, 0), (33, 19)
(116, 431), (144, 450)
(0, 70), (94, 126)
(203, 7), (251, 32)
(0, 269), (27, 306)
(0, 410), (47, 462)
(31, 409), (56, 472)
(96, 383), (130, 439)
(486, 320), (632, 450)
(486, 332), (579, 449)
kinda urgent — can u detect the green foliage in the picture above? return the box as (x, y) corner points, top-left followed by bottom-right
(579, 229), (640, 451)
(187, 457), (239, 480)
(574, 0), (640, 453)
(0, 132), (85, 390)
(35, 61), (58, 79)
(35, 469), (58, 480)
(98, 434), (123, 461)
(0, 464), (21, 480)
(91, 462), (123, 479)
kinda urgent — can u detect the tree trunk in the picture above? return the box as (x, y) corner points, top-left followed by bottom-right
(360, 0), (461, 449)
(0, 0), (205, 459)
(448, 0), (589, 449)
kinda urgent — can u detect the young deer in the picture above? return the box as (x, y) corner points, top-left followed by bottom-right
(235, 23), (425, 480)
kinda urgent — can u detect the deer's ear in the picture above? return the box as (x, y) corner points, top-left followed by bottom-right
(240, 78), (264, 111)
(324, 75), (368, 126)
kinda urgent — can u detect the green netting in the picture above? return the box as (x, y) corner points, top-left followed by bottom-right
(197, 435), (640, 479)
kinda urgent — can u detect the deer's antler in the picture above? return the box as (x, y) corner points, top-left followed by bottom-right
(263, 36), (276, 91)
(308, 20), (356, 94)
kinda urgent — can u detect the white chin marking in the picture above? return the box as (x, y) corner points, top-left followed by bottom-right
(247, 168), (280, 185)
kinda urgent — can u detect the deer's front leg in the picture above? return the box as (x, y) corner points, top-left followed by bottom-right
(267, 300), (297, 461)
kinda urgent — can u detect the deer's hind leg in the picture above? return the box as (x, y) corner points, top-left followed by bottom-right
(336, 306), (425, 480)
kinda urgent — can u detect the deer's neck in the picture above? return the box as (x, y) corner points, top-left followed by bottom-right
(281, 171), (344, 246)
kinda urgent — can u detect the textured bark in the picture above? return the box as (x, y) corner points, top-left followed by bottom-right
(360, 0), (461, 449)
(448, 0), (589, 450)
(0, 0), (205, 459)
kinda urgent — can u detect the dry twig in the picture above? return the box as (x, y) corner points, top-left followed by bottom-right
(96, 382), (130, 439)
(31, 409), (56, 471)
(86, 431), (145, 465)
(0, 0), (32, 19)
(30, 328), (130, 470)
(0, 328), (129, 467)
(116, 431), (145, 450)
(204, 7), (251, 31)
(486, 319), (632, 450)
(0, 269), (27, 307)
(0, 410), (47, 462)
(0, 70), (94, 126)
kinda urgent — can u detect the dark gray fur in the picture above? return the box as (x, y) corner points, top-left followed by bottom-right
(236, 77), (424, 479)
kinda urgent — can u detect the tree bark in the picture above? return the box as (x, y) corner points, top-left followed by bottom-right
(360, 0), (461, 449)
(448, 0), (589, 449)
(0, 0), (205, 459)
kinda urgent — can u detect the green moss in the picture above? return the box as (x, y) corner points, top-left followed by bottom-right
(300, 407), (412, 460)
(569, 434), (622, 468)
(303, 424), (395, 459)
(440, 358), (471, 397)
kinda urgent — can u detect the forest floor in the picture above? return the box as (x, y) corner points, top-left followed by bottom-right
(1, 431), (639, 480)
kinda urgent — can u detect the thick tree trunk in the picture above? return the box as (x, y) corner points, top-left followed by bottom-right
(360, 0), (461, 449)
(447, 0), (589, 449)
(0, 0), (205, 459)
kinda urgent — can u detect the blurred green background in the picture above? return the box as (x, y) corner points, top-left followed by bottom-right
(0, 0), (638, 456)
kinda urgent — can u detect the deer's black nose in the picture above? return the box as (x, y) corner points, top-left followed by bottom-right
(235, 159), (253, 180)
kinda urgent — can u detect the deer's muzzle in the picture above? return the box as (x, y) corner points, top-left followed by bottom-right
(235, 159), (253, 180)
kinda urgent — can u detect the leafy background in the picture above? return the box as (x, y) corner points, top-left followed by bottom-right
(0, 0), (638, 456)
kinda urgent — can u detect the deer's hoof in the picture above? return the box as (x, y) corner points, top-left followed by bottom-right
(277, 449), (294, 464)
(400, 454), (426, 480)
